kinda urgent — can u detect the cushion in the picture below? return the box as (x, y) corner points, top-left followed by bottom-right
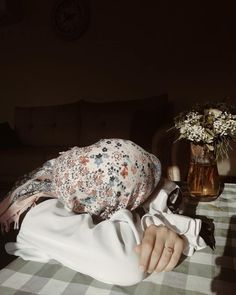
(14, 102), (81, 147)
(78, 100), (134, 147)
(78, 95), (170, 151)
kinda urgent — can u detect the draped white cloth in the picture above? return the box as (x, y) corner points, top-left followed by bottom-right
(5, 180), (206, 286)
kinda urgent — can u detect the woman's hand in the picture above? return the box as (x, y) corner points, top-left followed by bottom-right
(134, 224), (185, 273)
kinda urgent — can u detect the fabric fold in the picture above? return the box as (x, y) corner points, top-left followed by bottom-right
(141, 180), (206, 256)
(0, 159), (56, 233)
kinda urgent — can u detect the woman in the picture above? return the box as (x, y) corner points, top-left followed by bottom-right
(0, 139), (206, 286)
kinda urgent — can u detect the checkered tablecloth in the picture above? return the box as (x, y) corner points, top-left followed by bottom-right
(0, 183), (236, 295)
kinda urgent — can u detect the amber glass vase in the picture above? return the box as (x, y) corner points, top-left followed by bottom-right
(187, 143), (220, 200)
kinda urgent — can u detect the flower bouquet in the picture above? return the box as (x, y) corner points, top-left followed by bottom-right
(173, 102), (236, 199)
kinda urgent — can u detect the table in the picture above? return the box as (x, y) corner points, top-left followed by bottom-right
(0, 183), (236, 295)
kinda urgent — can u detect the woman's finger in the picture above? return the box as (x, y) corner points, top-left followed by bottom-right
(146, 237), (164, 273)
(164, 238), (185, 272)
(139, 230), (156, 272)
(154, 244), (175, 272)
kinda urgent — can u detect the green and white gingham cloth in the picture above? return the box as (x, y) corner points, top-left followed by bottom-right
(0, 183), (236, 295)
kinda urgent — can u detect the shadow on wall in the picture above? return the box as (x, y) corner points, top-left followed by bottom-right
(152, 126), (190, 181)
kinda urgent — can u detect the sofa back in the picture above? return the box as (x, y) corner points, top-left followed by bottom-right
(14, 95), (171, 152)
(78, 95), (170, 151)
(15, 102), (80, 147)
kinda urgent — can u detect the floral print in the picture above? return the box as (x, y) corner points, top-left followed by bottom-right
(52, 139), (161, 220)
(0, 139), (161, 232)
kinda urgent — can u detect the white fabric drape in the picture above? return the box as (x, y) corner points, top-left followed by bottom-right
(5, 180), (206, 286)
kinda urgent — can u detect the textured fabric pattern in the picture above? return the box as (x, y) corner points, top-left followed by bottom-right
(0, 182), (236, 294)
(52, 139), (161, 219)
(0, 139), (161, 231)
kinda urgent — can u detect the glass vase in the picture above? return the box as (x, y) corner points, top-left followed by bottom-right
(187, 143), (220, 200)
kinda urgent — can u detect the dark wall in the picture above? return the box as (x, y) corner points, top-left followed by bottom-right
(167, 1), (236, 110)
(0, 0), (236, 126)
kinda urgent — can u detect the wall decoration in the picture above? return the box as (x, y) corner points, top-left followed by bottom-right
(51, 0), (90, 41)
